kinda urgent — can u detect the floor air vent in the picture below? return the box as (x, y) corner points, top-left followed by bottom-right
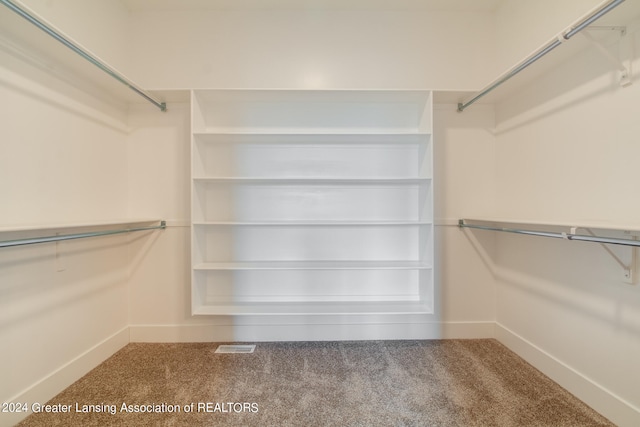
(215, 345), (256, 354)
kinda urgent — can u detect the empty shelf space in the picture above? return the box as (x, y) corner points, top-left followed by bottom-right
(192, 301), (433, 316)
(191, 89), (433, 134)
(192, 133), (432, 179)
(193, 183), (432, 224)
(192, 132), (432, 142)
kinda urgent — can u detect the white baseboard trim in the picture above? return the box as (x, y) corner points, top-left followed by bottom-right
(440, 321), (496, 339)
(495, 323), (640, 427)
(129, 321), (495, 343)
(1, 327), (129, 427)
(129, 324), (235, 343)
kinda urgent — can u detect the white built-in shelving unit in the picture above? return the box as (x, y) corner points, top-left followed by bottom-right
(191, 89), (433, 316)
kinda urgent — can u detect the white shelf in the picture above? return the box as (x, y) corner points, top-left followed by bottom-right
(193, 177), (430, 184)
(192, 301), (432, 316)
(193, 132), (431, 139)
(193, 220), (432, 226)
(191, 89), (434, 320)
(461, 217), (640, 234)
(194, 261), (432, 271)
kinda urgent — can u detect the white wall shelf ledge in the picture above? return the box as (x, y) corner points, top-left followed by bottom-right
(460, 218), (640, 285)
(459, 218), (640, 235)
(193, 220), (433, 226)
(0, 218), (165, 234)
(193, 177), (431, 184)
(0, 219), (166, 248)
(460, 218), (640, 249)
(193, 261), (432, 271)
(193, 132), (432, 138)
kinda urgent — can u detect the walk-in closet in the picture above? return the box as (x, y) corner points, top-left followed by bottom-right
(1, 0), (639, 426)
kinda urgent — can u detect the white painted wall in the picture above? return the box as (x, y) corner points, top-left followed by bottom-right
(493, 0), (603, 74)
(126, 7), (495, 90)
(0, 62), (132, 427)
(0, 2), (133, 425)
(126, 102), (194, 331)
(19, 0), (131, 74)
(0, 73), (129, 225)
(488, 16), (640, 427)
(433, 104), (497, 325)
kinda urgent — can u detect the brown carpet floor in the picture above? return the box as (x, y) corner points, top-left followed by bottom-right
(16, 339), (613, 427)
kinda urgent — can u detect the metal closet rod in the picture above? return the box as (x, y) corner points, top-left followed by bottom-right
(0, 221), (167, 248)
(457, 0), (625, 112)
(458, 220), (640, 248)
(0, 0), (166, 112)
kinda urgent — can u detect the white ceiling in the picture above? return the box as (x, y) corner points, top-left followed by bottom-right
(122, 0), (503, 12)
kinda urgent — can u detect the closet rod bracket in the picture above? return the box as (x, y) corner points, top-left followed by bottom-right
(581, 26), (632, 87)
(580, 228), (637, 284)
(622, 242), (637, 285)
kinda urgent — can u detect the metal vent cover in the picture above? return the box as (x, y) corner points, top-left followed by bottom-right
(215, 345), (256, 354)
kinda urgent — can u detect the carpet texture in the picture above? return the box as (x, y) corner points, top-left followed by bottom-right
(16, 339), (614, 426)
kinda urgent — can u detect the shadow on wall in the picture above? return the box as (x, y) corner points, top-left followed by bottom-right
(461, 227), (640, 337)
(0, 230), (161, 333)
(493, 29), (639, 134)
